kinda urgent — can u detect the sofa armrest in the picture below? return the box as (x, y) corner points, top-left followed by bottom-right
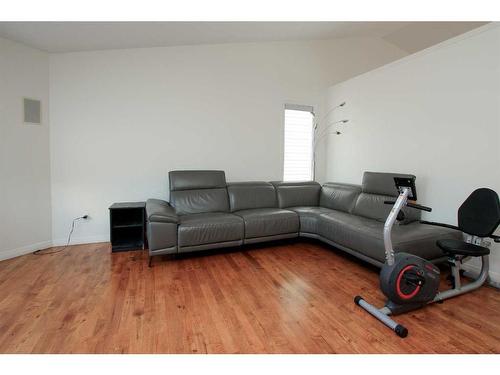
(146, 199), (178, 224)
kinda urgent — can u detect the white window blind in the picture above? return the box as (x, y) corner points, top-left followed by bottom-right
(283, 106), (314, 181)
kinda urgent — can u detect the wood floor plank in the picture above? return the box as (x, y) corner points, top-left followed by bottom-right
(0, 240), (499, 353)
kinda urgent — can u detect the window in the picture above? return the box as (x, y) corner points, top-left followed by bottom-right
(283, 104), (314, 181)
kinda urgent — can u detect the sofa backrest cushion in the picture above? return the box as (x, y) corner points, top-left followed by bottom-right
(227, 182), (277, 212)
(169, 170), (229, 215)
(320, 183), (361, 213)
(352, 172), (421, 223)
(271, 181), (321, 208)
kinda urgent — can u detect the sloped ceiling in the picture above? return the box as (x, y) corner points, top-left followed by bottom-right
(0, 21), (488, 53)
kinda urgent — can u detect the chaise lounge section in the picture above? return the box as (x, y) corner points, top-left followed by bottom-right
(146, 170), (460, 267)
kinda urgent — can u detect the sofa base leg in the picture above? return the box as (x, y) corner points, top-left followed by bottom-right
(148, 255), (153, 268)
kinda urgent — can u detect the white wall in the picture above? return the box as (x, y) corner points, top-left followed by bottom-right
(49, 37), (406, 245)
(323, 24), (500, 281)
(0, 37), (52, 260)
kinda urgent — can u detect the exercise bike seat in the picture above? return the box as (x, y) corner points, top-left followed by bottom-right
(437, 239), (490, 257)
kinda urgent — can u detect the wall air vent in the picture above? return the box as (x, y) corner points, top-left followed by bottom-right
(23, 98), (41, 124)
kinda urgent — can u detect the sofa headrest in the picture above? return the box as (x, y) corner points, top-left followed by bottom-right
(228, 181), (273, 188)
(362, 171), (416, 197)
(271, 181), (320, 188)
(169, 170), (227, 191)
(271, 180), (321, 208)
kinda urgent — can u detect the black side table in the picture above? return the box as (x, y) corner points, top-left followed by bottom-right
(109, 202), (146, 252)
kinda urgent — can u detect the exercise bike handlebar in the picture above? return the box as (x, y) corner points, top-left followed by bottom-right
(419, 220), (460, 231)
(384, 200), (432, 212)
(491, 235), (500, 243)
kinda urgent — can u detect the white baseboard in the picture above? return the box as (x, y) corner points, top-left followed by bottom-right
(462, 263), (500, 288)
(0, 240), (53, 261)
(0, 235), (110, 262)
(51, 234), (109, 247)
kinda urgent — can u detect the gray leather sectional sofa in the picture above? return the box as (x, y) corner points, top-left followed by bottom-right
(146, 170), (459, 266)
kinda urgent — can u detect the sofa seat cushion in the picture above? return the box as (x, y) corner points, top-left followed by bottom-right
(234, 208), (299, 239)
(288, 206), (335, 234)
(178, 212), (244, 247)
(318, 211), (461, 263)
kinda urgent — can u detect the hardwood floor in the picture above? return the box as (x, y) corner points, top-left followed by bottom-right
(0, 240), (499, 353)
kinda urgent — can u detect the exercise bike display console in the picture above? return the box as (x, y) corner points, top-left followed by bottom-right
(394, 176), (417, 200)
(354, 177), (500, 338)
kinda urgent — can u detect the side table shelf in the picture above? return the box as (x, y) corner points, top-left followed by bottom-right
(109, 202), (146, 252)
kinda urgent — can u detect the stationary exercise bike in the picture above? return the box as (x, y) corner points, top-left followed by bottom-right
(354, 177), (500, 337)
